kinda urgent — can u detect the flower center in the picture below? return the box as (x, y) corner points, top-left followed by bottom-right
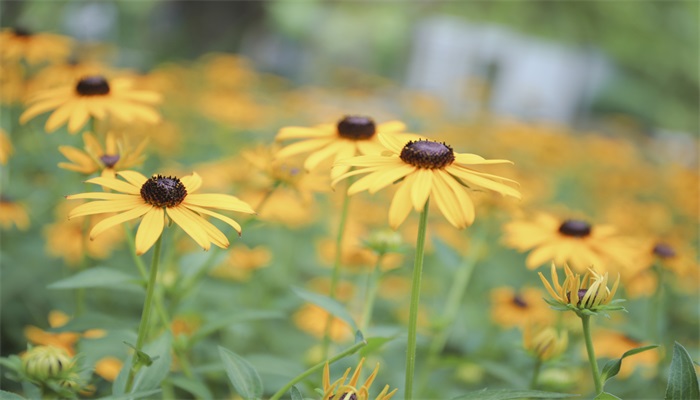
(399, 139), (455, 169)
(76, 76), (110, 96)
(653, 242), (676, 259)
(99, 154), (120, 168)
(512, 294), (528, 308)
(140, 175), (187, 208)
(558, 220), (591, 238)
(13, 27), (32, 37)
(336, 116), (376, 140)
(330, 393), (358, 400)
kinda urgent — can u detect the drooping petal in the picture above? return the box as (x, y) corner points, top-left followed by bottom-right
(19, 97), (68, 124)
(68, 198), (144, 218)
(388, 177), (414, 229)
(89, 203), (152, 239)
(67, 100), (90, 133)
(436, 170), (475, 226)
(431, 173), (466, 228)
(67, 192), (138, 201)
(184, 194), (255, 214)
(166, 206), (211, 251)
(85, 176), (141, 194)
(410, 168), (432, 211)
(184, 204), (242, 235)
(45, 102), (77, 133)
(135, 207), (165, 255)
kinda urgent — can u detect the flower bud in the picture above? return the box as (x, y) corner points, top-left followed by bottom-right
(364, 229), (403, 255)
(22, 346), (75, 381)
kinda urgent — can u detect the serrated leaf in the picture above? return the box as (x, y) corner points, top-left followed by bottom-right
(0, 390), (24, 400)
(290, 386), (303, 400)
(594, 392), (621, 400)
(219, 346), (263, 400)
(47, 267), (142, 291)
(665, 342), (700, 400)
(170, 376), (214, 400)
(600, 344), (659, 382)
(451, 388), (575, 399)
(292, 287), (358, 331)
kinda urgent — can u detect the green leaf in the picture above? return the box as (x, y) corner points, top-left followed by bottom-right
(452, 389), (575, 399)
(665, 342), (700, 400)
(359, 336), (396, 357)
(594, 392), (621, 400)
(432, 236), (461, 270)
(290, 386), (303, 400)
(600, 344), (659, 382)
(169, 376), (214, 400)
(192, 310), (283, 343)
(100, 388), (162, 399)
(219, 346), (263, 400)
(0, 390), (24, 400)
(47, 267), (142, 291)
(113, 332), (173, 395)
(292, 287), (358, 331)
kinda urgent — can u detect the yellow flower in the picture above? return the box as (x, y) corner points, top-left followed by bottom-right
(66, 171), (255, 255)
(0, 197), (29, 230)
(322, 358), (397, 400)
(503, 212), (637, 272)
(210, 244), (272, 281)
(0, 128), (12, 164)
(333, 134), (520, 229)
(522, 324), (568, 361)
(58, 131), (147, 178)
(539, 263), (623, 316)
(0, 28), (73, 65)
(20, 75), (161, 134)
(490, 287), (554, 328)
(275, 115), (416, 179)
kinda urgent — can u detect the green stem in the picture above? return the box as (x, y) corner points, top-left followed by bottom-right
(581, 315), (603, 394)
(650, 264), (665, 346)
(125, 235), (163, 393)
(321, 182), (352, 360)
(529, 358), (542, 390)
(360, 254), (385, 331)
(404, 199), (430, 400)
(268, 340), (367, 400)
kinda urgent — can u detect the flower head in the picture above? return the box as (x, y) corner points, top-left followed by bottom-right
(20, 75), (161, 134)
(322, 358), (397, 400)
(0, 27), (73, 65)
(522, 324), (568, 361)
(333, 134), (520, 229)
(490, 287), (554, 328)
(59, 131), (147, 178)
(275, 116), (417, 179)
(66, 171), (255, 255)
(539, 263), (624, 317)
(22, 346), (75, 382)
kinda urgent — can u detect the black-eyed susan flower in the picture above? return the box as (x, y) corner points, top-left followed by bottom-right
(333, 134), (520, 229)
(322, 358), (397, 400)
(0, 196), (29, 230)
(66, 171), (255, 255)
(523, 324), (568, 362)
(539, 263), (624, 317)
(275, 115), (417, 179)
(503, 212), (637, 273)
(20, 75), (161, 134)
(0, 27), (73, 65)
(58, 131), (147, 179)
(490, 286), (554, 328)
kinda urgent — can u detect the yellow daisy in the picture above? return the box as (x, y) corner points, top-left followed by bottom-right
(275, 115), (417, 179)
(20, 75), (161, 134)
(539, 263), (622, 314)
(333, 134), (520, 229)
(503, 212), (637, 272)
(490, 286), (554, 328)
(58, 131), (147, 178)
(66, 171), (255, 255)
(322, 358), (397, 400)
(0, 27), (73, 65)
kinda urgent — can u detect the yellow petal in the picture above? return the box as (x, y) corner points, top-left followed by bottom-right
(431, 173), (466, 228)
(67, 192), (137, 200)
(85, 176), (140, 194)
(184, 194), (255, 214)
(275, 126), (334, 140)
(116, 170), (148, 187)
(182, 207), (229, 249)
(166, 206), (211, 250)
(45, 102), (77, 133)
(180, 172), (202, 194)
(388, 177), (414, 229)
(68, 198), (144, 218)
(90, 203), (152, 239)
(275, 138), (333, 160)
(135, 207), (165, 255)
(184, 205), (242, 235)
(410, 169), (432, 211)
(67, 100), (90, 133)
(377, 120), (406, 134)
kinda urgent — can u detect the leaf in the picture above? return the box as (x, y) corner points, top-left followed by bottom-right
(290, 386), (303, 400)
(113, 332), (173, 395)
(451, 389), (575, 400)
(0, 390), (24, 400)
(432, 236), (461, 270)
(192, 310), (283, 343)
(292, 287), (358, 331)
(48, 313), (132, 332)
(47, 267), (142, 291)
(99, 389), (162, 400)
(600, 344), (659, 382)
(665, 342), (700, 400)
(219, 346), (263, 400)
(594, 393), (621, 400)
(359, 336), (396, 357)
(169, 376), (214, 400)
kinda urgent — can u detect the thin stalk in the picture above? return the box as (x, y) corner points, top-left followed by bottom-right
(404, 200), (430, 400)
(529, 358), (542, 390)
(650, 263), (665, 345)
(581, 315), (603, 394)
(269, 340), (367, 400)
(321, 181), (352, 360)
(360, 254), (385, 331)
(125, 235), (163, 393)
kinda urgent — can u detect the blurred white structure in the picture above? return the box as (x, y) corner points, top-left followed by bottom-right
(406, 17), (612, 123)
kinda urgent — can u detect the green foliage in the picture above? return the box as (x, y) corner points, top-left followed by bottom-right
(665, 342), (700, 400)
(292, 287), (359, 332)
(600, 345), (659, 384)
(219, 347), (264, 400)
(452, 388), (575, 399)
(47, 267), (144, 291)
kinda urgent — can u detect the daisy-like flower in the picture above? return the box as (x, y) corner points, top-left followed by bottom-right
(321, 358), (397, 400)
(503, 212), (637, 272)
(0, 27), (73, 65)
(58, 131), (147, 178)
(539, 263), (624, 317)
(66, 171), (255, 255)
(333, 134), (520, 229)
(490, 287), (554, 328)
(275, 115), (417, 179)
(20, 75), (161, 134)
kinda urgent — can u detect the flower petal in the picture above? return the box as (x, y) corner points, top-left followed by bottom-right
(68, 198), (144, 218)
(410, 168), (432, 211)
(135, 207), (165, 255)
(89, 203), (152, 239)
(116, 170), (149, 187)
(388, 176), (414, 229)
(86, 176), (141, 194)
(184, 204), (242, 235)
(166, 206), (210, 251)
(184, 194), (255, 214)
(180, 172), (202, 194)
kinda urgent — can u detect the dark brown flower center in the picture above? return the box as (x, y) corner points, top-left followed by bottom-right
(100, 154), (120, 168)
(399, 140), (455, 169)
(558, 220), (591, 238)
(512, 294), (528, 308)
(330, 393), (357, 400)
(653, 242), (676, 259)
(76, 76), (110, 96)
(336, 116), (376, 140)
(13, 27), (31, 37)
(140, 175), (187, 208)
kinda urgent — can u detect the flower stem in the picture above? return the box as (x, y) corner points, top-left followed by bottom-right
(269, 340), (367, 400)
(405, 199), (430, 400)
(125, 235), (163, 393)
(581, 314), (603, 394)
(360, 253), (385, 331)
(321, 182), (352, 360)
(529, 358), (542, 390)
